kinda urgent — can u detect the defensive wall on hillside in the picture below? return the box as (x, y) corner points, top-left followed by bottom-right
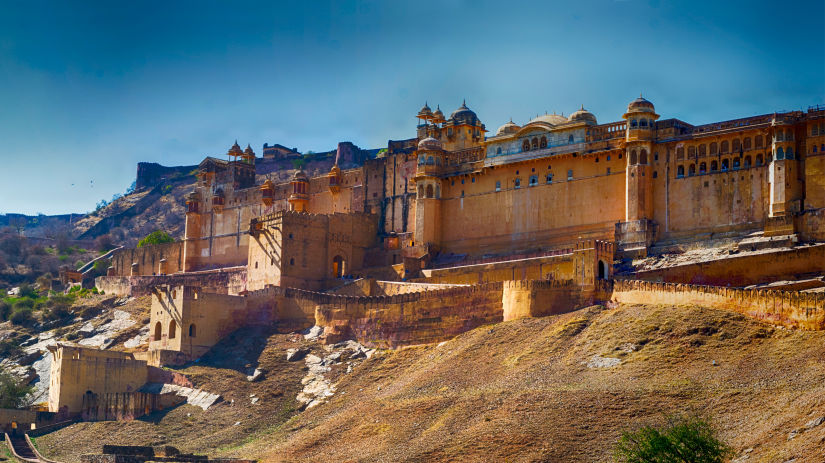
(612, 279), (825, 330)
(631, 243), (825, 286)
(96, 266), (246, 297)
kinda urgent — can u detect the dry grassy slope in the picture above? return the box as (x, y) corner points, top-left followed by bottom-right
(35, 304), (825, 463)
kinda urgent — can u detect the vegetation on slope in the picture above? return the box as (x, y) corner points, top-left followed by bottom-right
(35, 303), (825, 462)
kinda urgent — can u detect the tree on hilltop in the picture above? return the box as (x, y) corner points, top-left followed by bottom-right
(614, 414), (732, 463)
(0, 366), (34, 409)
(137, 230), (174, 248)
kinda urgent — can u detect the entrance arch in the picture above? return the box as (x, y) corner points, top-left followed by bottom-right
(169, 320), (177, 339)
(597, 260), (608, 280)
(332, 255), (346, 278)
(153, 322), (162, 341)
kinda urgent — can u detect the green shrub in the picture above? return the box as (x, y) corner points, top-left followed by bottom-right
(9, 309), (34, 327)
(12, 298), (35, 311)
(17, 284), (38, 299)
(614, 414), (732, 463)
(0, 366), (33, 408)
(0, 301), (10, 321)
(137, 230), (174, 248)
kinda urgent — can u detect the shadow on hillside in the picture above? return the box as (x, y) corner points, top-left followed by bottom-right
(188, 325), (280, 376)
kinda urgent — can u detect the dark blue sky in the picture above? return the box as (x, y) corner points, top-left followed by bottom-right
(1, 0), (823, 214)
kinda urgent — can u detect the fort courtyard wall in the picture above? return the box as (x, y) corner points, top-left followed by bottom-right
(109, 242), (184, 277)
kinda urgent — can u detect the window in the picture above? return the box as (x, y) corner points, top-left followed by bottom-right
(711, 160), (718, 172)
(744, 156), (752, 168)
(546, 173), (553, 184)
(567, 170), (573, 181)
(607, 155), (611, 161)
(653, 171), (658, 178)
(418, 155), (425, 165)
(630, 150), (638, 165)
(743, 137), (751, 150)
(689, 164), (696, 176)
(700, 162), (707, 174)
(721, 140), (729, 153)
(154, 322), (162, 341)
(290, 258), (295, 265)
(606, 168), (611, 175)
(721, 159), (729, 171)
(426, 156), (434, 165)
(568, 135), (574, 144)
(532, 138), (538, 149)
(776, 147), (784, 160)
(688, 146), (696, 158)
(756, 154), (763, 166)
(514, 178), (521, 189)
(471, 177), (475, 183)
(786, 147), (794, 159)
(496, 147), (502, 155)
(461, 190), (464, 197)
(640, 118), (648, 127)
(461, 178), (464, 184)
(418, 185), (424, 197)
(189, 324), (196, 338)
(495, 181), (501, 192)
(630, 119), (638, 128)
(755, 135), (763, 148)
(814, 146), (818, 154)
(710, 142), (718, 155)
(677, 165), (685, 178)
(169, 320), (177, 340)
(732, 158), (740, 169)
(654, 153), (659, 161)
(540, 136), (547, 148)
(676, 147), (685, 160)
(529, 175), (538, 186)
(699, 144), (706, 156)
(640, 149), (648, 165)
(522, 140), (530, 152)
(732, 139), (741, 152)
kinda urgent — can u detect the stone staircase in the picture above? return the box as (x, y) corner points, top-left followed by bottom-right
(4, 432), (61, 463)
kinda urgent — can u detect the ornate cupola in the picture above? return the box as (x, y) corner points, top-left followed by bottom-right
(185, 190), (200, 214)
(623, 95), (659, 141)
(417, 102), (433, 124)
(260, 179), (275, 206)
(242, 144), (256, 164)
(212, 188), (225, 213)
(415, 137), (444, 177)
(227, 140), (243, 160)
(327, 164), (342, 193)
(288, 170), (310, 212)
(432, 105), (446, 126)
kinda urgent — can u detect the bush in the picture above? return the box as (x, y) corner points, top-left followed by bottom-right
(0, 301), (10, 320)
(137, 230), (174, 248)
(614, 414), (732, 463)
(0, 366), (33, 408)
(17, 284), (38, 299)
(12, 298), (35, 311)
(9, 309), (34, 327)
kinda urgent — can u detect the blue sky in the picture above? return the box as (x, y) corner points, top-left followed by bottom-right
(1, 0), (823, 215)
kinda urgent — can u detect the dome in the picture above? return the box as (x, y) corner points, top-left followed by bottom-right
(432, 105), (446, 123)
(627, 96), (655, 113)
(496, 119), (521, 136)
(243, 144), (255, 157)
(448, 100), (480, 126)
(568, 106), (597, 124)
(417, 137), (443, 151)
(292, 170), (308, 182)
(528, 113), (569, 126)
(417, 102), (433, 119)
(228, 140), (243, 156)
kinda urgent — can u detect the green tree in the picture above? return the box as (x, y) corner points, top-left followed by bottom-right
(614, 415), (732, 463)
(137, 230), (174, 248)
(0, 366), (34, 409)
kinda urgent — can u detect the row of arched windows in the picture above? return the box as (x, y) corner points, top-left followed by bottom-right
(418, 155), (442, 166)
(629, 118), (653, 128)
(774, 129), (794, 142)
(676, 154), (766, 178)
(152, 321), (196, 341)
(811, 143), (825, 153)
(522, 136), (548, 152)
(417, 183), (440, 199)
(676, 136), (766, 160)
(811, 123), (825, 136)
(629, 149), (648, 165)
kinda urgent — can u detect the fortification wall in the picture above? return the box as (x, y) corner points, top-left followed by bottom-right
(502, 279), (591, 321)
(48, 346), (149, 414)
(109, 242), (184, 277)
(96, 267), (246, 297)
(421, 254), (576, 285)
(612, 279), (825, 330)
(81, 391), (184, 422)
(632, 244), (825, 286)
(799, 207), (825, 242)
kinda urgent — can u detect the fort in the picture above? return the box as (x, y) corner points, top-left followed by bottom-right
(41, 97), (825, 421)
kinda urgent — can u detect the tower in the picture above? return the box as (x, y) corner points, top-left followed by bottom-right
(413, 137), (445, 250)
(617, 96), (659, 255)
(288, 171), (310, 212)
(183, 190), (203, 272)
(768, 115), (796, 217)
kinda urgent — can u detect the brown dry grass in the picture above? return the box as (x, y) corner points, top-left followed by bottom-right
(37, 304), (825, 462)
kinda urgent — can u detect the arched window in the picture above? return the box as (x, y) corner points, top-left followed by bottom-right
(169, 320), (177, 340)
(756, 154), (764, 166)
(630, 119), (638, 128)
(689, 164), (696, 176)
(418, 185), (424, 197)
(743, 137), (751, 150)
(495, 181), (501, 192)
(540, 136), (547, 148)
(531, 138), (538, 149)
(732, 158), (740, 169)
(786, 130), (793, 141)
(154, 322), (162, 341)
(630, 150), (638, 165)
(640, 119), (648, 127)
(710, 142), (718, 155)
(426, 156), (434, 165)
(786, 147), (794, 159)
(597, 260), (607, 280)
(640, 149), (648, 164)
(418, 155), (425, 165)
(568, 134), (574, 144)
(496, 147), (502, 155)
(814, 146), (818, 154)
(699, 144), (706, 156)
(711, 160), (718, 172)
(721, 159), (729, 171)
(676, 147), (685, 160)
(688, 146), (696, 158)
(744, 156), (752, 168)
(425, 184), (434, 198)
(677, 165), (685, 178)
(732, 139), (741, 152)
(522, 140), (530, 152)
(721, 140), (729, 153)
(435, 184), (440, 198)
(755, 135), (763, 148)
(435, 157), (441, 166)
(776, 147), (784, 160)
(529, 175), (538, 186)
(514, 178), (521, 189)
(699, 162), (707, 174)
(189, 324), (196, 338)
(546, 173), (553, 183)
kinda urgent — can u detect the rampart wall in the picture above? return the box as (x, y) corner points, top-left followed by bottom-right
(632, 244), (825, 286)
(96, 266), (246, 297)
(109, 242), (184, 277)
(421, 253), (576, 285)
(612, 279), (825, 330)
(80, 391), (184, 422)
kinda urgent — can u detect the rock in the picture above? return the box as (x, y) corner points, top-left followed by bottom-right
(250, 397), (259, 405)
(804, 416), (825, 429)
(286, 347), (310, 362)
(322, 352), (342, 365)
(585, 355), (622, 369)
(787, 430), (798, 440)
(618, 343), (638, 353)
(140, 383), (221, 410)
(246, 368), (265, 382)
(302, 326), (323, 342)
(17, 351), (42, 366)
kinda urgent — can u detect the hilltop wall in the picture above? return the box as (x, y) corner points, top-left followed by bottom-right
(96, 266), (246, 297)
(612, 279), (825, 330)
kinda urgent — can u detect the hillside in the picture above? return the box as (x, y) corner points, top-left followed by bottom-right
(35, 303), (825, 462)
